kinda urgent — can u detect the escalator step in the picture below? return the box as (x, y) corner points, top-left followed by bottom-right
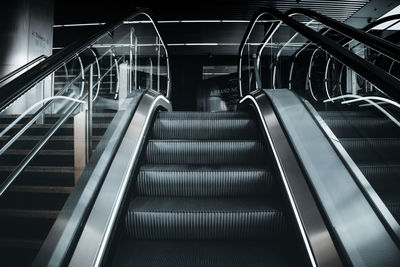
(0, 149), (74, 166)
(0, 191), (68, 210)
(380, 194), (400, 225)
(144, 140), (267, 165)
(359, 164), (400, 193)
(112, 240), (300, 267)
(137, 165), (274, 197)
(340, 138), (400, 164)
(322, 118), (400, 138)
(0, 166), (74, 187)
(0, 123), (108, 137)
(125, 197), (286, 240)
(0, 214), (55, 239)
(157, 111), (252, 119)
(151, 117), (259, 140)
(0, 135), (101, 150)
(319, 111), (384, 119)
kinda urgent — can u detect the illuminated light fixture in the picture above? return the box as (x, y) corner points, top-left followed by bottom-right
(54, 20), (256, 28)
(185, 43), (219, 46)
(53, 22), (106, 28)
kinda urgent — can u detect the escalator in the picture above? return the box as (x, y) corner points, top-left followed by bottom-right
(275, 8), (400, 228)
(1, 5), (400, 267)
(109, 111), (309, 266)
(0, 9), (170, 267)
(318, 110), (400, 223)
(0, 113), (112, 266)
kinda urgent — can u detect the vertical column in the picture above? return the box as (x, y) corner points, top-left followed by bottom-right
(118, 62), (129, 108)
(0, 0), (54, 114)
(73, 110), (87, 183)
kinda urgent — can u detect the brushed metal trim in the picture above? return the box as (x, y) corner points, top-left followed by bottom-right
(240, 90), (342, 267)
(68, 90), (171, 267)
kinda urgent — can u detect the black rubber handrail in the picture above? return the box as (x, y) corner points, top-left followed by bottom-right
(238, 8), (400, 105)
(0, 8), (170, 112)
(0, 55), (47, 85)
(239, 7), (400, 250)
(363, 14), (400, 32)
(286, 8), (400, 63)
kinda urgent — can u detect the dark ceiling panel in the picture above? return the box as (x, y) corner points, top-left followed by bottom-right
(54, 0), (370, 24)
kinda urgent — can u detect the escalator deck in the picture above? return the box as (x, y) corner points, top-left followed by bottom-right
(111, 111), (310, 267)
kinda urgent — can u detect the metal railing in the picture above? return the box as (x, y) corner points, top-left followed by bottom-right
(0, 8), (171, 113)
(238, 7), (400, 263)
(0, 55), (47, 87)
(238, 8), (400, 102)
(0, 57), (120, 196)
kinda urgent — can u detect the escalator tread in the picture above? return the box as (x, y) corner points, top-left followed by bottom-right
(113, 240), (300, 267)
(137, 164), (274, 197)
(112, 111), (308, 266)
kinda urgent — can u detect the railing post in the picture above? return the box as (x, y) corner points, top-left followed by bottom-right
(109, 52), (113, 94)
(118, 62), (129, 108)
(129, 26), (134, 93)
(73, 64), (93, 183)
(134, 36), (138, 90)
(88, 64), (93, 158)
(73, 109), (87, 183)
(157, 36), (160, 92)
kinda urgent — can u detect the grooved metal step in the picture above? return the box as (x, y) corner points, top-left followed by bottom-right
(144, 140), (267, 165)
(125, 197), (286, 240)
(137, 165), (274, 197)
(340, 138), (400, 164)
(322, 118), (400, 138)
(113, 240), (300, 267)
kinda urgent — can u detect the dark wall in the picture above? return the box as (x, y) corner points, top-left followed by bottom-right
(170, 55), (237, 111)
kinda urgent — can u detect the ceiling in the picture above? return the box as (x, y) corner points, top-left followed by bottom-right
(54, 0), (400, 56)
(54, 0), (372, 24)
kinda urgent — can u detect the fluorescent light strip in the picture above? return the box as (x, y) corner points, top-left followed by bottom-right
(181, 20), (222, 23)
(54, 22), (106, 28)
(159, 20), (181, 23)
(185, 43), (219, 46)
(54, 19), (259, 28)
(203, 72), (232, 75)
(54, 42), (298, 50)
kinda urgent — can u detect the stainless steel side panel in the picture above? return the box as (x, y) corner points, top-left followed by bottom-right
(68, 90), (171, 267)
(32, 91), (145, 267)
(264, 89), (400, 267)
(240, 91), (342, 267)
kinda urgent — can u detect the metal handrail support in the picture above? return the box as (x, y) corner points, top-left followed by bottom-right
(287, 8), (400, 64)
(0, 8), (171, 112)
(0, 99), (83, 197)
(240, 90), (343, 267)
(238, 8), (400, 102)
(0, 57), (122, 158)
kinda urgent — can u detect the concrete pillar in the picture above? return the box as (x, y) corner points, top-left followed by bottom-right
(0, 0), (54, 114)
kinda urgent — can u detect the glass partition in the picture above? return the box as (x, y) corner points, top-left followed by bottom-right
(0, 11), (169, 266)
(289, 13), (400, 81)
(239, 11), (400, 242)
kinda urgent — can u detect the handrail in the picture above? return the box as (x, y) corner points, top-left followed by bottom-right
(0, 55), (47, 86)
(238, 8), (400, 103)
(0, 8), (171, 112)
(0, 56), (122, 159)
(323, 95), (400, 128)
(0, 98), (85, 197)
(363, 14), (400, 32)
(286, 8), (400, 64)
(0, 51), (124, 196)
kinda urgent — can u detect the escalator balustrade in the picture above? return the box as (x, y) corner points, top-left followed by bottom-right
(0, 112), (114, 266)
(319, 110), (400, 224)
